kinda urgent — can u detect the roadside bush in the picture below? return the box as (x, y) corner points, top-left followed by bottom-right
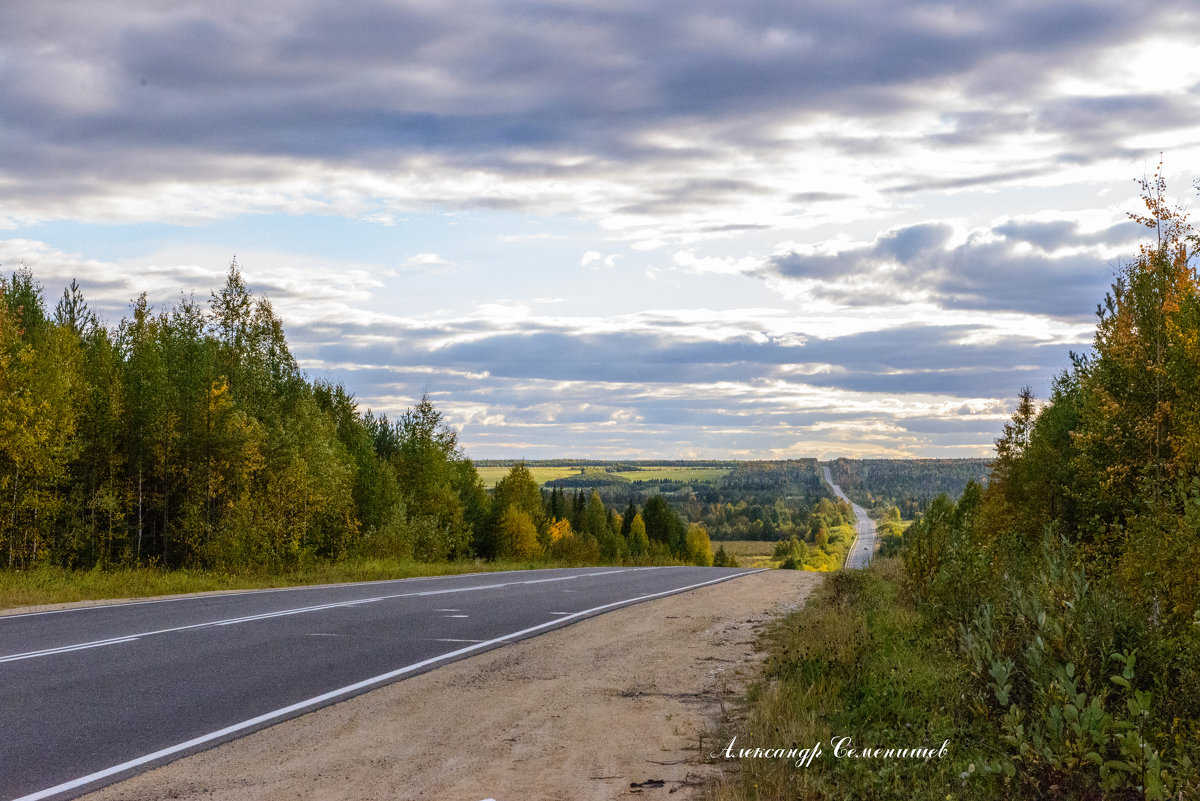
(958, 537), (1200, 798)
(547, 532), (601, 565)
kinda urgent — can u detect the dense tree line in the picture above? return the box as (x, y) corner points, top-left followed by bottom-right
(481, 467), (713, 565)
(902, 168), (1200, 797)
(543, 459), (833, 541)
(0, 263), (494, 570)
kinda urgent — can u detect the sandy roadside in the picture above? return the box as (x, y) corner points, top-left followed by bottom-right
(74, 569), (822, 801)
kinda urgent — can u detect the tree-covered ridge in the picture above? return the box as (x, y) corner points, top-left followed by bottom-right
(829, 457), (992, 517)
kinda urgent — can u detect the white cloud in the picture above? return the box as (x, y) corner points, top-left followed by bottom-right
(581, 250), (619, 269)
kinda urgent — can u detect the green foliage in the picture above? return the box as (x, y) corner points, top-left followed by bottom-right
(685, 523), (713, 566)
(875, 506), (909, 557)
(953, 536), (1200, 798)
(766, 494), (856, 571)
(488, 463), (544, 558)
(627, 511), (649, 557)
(711, 544), (738, 567)
(0, 263), (487, 572)
(497, 504), (541, 560)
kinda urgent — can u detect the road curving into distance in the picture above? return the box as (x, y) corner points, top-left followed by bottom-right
(0, 565), (761, 801)
(822, 465), (877, 569)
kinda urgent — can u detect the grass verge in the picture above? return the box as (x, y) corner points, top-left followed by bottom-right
(706, 557), (997, 801)
(0, 557), (570, 611)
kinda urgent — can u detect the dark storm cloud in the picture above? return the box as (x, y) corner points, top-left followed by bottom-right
(0, 0), (1191, 204)
(994, 219), (1142, 250)
(767, 222), (954, 281)
(763, 217), (1140, 319)
(1035, 94), (1200, 142)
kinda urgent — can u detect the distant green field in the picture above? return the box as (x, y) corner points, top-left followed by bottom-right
(476, 465), (584, 488)
(476, 464), (732, 488)
(716, 539), (777, 568)
(613, 466), (731, 483)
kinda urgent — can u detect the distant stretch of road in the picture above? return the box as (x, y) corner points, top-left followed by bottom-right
(0, 566), (761, 801)
(823, 466), (877, 569)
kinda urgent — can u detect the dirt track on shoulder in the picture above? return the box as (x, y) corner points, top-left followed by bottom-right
(81, 569), (821, 801)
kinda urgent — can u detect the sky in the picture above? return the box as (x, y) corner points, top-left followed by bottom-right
(3, 1), (1200, 460)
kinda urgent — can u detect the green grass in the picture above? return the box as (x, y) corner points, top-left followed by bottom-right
(716, 539), (779, 557)
(716, 540), (778, 568)
(0, 557), (567, 611)
(705, 557), (995, 801)
(613, 466), (732, 483)
(476, 464), (732, 488)
(475, 465), (583, 487)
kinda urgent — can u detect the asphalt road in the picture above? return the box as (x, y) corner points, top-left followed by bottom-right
(823, 466), (877, 569)
(0, 565), (761, 801)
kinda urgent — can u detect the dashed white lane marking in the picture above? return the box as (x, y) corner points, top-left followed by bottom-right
(15, 569), (764, 801)
(434, 638), (486, 643)
(442, 614), (469, 618)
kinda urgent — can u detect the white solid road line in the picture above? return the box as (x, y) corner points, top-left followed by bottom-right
(13, 568), (764, 801)
(0, 568), (642, 664)
(0, 571), (496, 621)
(1, 566), (659, 621)
(0, 637), (141, 664)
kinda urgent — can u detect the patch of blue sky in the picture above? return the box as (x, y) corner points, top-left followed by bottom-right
(14, 209), (596, 269)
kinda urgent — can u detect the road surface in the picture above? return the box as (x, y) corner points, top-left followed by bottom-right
(0, 566), (760, 801)
(822, 466), (877, 569)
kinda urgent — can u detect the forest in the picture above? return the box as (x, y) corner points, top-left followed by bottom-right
(0, 263), (714, 574)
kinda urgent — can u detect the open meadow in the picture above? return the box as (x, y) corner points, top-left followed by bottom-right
(476, 463), (732, 488)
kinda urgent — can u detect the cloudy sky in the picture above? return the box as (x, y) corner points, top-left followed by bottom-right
(3, 1), (1199, 459)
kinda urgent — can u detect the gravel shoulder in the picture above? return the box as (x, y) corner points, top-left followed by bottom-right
(79, 569), (822, 801)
